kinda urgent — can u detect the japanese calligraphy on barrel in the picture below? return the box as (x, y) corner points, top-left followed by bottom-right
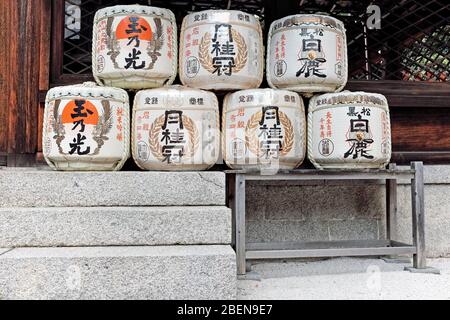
(308, 91), (391, 170)
(223, 89), (306, 171)
(93, 5), (177, 90)
(179, 10), (264, 90)
(132, 86), (220, 170)
(267, 14), (348, 96)
(43, 83), (130, 171)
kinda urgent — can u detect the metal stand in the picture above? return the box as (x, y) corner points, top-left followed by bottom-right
(227, 162), (437, 275)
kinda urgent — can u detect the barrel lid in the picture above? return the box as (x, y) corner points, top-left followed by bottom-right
(94, 5), (175, 23)
(308, 91), (389, 113)
(224, 88), (303, 112)
(46, 83), (129, 103)
(269, 14), (346, 35)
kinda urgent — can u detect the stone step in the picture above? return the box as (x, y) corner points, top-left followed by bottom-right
(0, 206), (231, 247)
(0, 245), (236, 300)
(0, 169), (225, 207)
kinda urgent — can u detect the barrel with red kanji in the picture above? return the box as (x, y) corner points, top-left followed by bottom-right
(267, 14), (348, 96)
(308, 91), (391, 170)
(132, 86), (220, 171)
(223, 89), (306, 170)
(179, 10), (264, 90)
(93, 5), (177, 90)
(43, 83), (130, 171)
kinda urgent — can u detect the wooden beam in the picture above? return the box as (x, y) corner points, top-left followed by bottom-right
(346, 80), (450, 108)
(0, 0), (11, 153)
(50, 0), (65, 85)
(392, 152), (450, 164)
(39, 0), (51, 92)
(37, 0), (51, 155)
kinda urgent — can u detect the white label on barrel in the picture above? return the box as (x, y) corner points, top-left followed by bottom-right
(311, 105), (389, 161)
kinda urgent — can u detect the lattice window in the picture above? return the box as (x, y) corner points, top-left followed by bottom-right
(63, 0), (124, 75)
(56, 0), (449, 83)
(297, 0), (450, 81)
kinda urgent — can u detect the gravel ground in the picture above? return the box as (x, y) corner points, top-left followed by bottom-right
(238, 257), (450, 300)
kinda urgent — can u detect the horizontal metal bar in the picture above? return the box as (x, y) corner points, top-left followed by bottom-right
(225, 169), (414, 174)
(246, 246), (417, 260)
(245, 173), (414, 181)
(225, 170), (415, 181)
(247, 240), (391, 251)
(390, 240), (414, 247)
(245, 180), (389, 186)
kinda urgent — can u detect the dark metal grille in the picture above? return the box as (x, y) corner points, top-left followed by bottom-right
(60, 0), (449, 81)
(296, 0), (450, 81)
(63, 0), (123, 74)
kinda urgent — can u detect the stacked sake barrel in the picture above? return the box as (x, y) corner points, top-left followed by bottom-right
(265, 14), (391, 170)
(267, 14), (348, 95)
(177, 10), (305, 171)
(179, 10), (264, 90)
(92, 5), (177, 89)
(44, 4), (179, 171)
(308, 91), (391, 169)
(132, 86), (220, 171)
(43, 82), (130, 171)
(222, 89), (306, 170)
(43, 5), (391, 172)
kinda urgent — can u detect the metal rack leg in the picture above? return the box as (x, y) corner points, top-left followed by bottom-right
(411, 162), (426, 269)
(235, 174), (246, 275)
(386, 163), (398, 241)
(227, 174), (236, 249)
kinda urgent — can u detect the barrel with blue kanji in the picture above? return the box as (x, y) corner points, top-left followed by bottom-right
(43, 83), (130, 171)
(308, 91), (391, 170)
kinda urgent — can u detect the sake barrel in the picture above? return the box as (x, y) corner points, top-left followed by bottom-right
(223, 89), (306, 171)
(308, 91), (391, 170)
(179, 10), (264, 90)
(43, 82), (130, 171)
(93, 5), (177, 90)
(267, 14), (348, 95)
(132, 85), (220, 171)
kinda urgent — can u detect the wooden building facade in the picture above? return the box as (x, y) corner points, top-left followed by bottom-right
(0, 0), (449, 167)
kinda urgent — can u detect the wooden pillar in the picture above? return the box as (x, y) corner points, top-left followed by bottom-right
(0, 0), (51, 166)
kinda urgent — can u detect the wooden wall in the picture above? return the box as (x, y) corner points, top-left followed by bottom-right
(0, 0), (50, 166)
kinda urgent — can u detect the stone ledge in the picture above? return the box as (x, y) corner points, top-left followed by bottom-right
(0, 206), (231, 247)
(0, 170), (225, 207)
(0, 245), (236, 300)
